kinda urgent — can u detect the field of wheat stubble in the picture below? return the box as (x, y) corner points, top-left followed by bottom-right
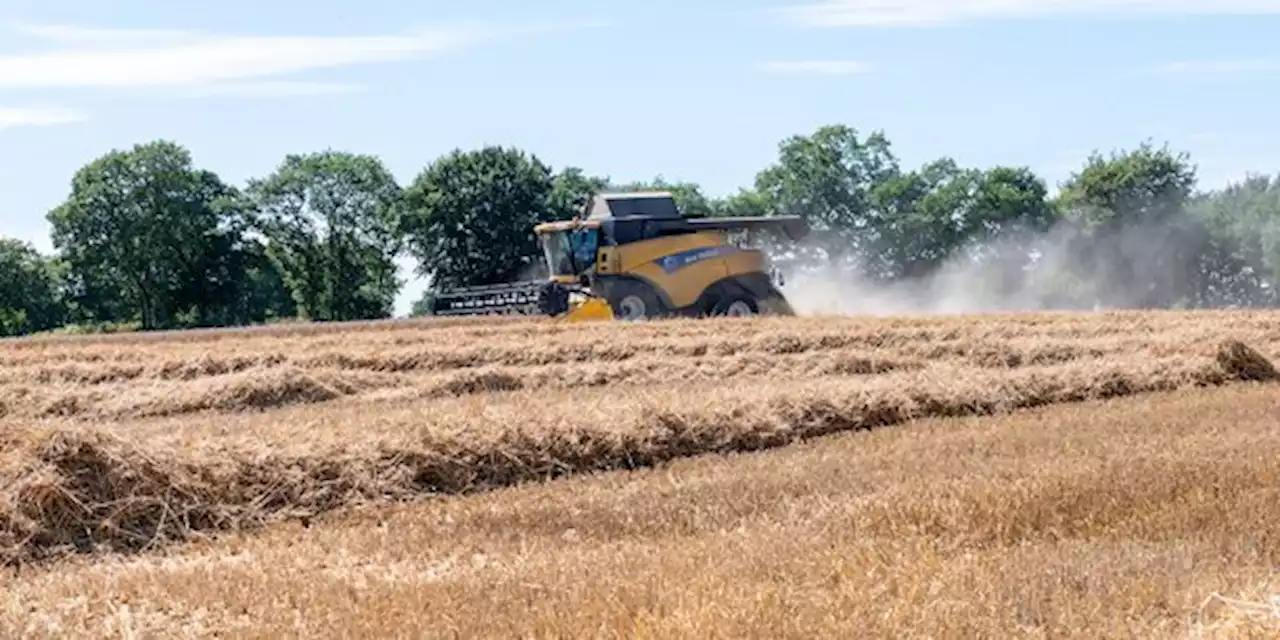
(2, 309), (1279, 637)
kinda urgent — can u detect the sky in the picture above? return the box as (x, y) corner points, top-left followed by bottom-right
(3, 0), (1280, 315)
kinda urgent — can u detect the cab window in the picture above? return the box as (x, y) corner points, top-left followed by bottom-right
(570, 228), (599, 272)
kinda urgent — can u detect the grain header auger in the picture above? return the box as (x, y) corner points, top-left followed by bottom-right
(428, 191), (809, 322)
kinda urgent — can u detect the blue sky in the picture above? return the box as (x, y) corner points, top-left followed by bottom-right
(3, 0), (1280, 314)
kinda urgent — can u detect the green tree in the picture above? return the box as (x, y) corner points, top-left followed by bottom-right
(227, 235), (299, 323)
(711, 188), (772, 217)
(46, 140), (243, 330)
(1054, 141), (1206, 308)
(549, 166), (610, 219)
(752, 124), (902, 268)
(408, 290), (436, 317)
(0, 238), (65, 336)
(859, 160), (1051, 281)
(971, 166), (1059, 237)
(247, 150), (405, 321)
(960, 165), (1061, 300)
(401, 146), (560, 289)
(866, 158), (982, 280)
(1187, 173), (1280, 306)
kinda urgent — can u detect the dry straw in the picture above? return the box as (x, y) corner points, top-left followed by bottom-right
(2, 320), (1276, 566)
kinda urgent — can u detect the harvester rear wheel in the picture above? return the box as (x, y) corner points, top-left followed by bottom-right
(760, 294), (795, 316)
(712, 293), (759, 317)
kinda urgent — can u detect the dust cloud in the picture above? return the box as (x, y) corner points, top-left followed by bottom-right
(773, 217), (1221, 317)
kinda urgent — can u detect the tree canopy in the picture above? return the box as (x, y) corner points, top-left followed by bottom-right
(245, 150), (405, 321)
(400, 146), (568, 289)
(0, 238), (64, 336)
(6, 125), (1280, 337)
(45, 140), (246, 330)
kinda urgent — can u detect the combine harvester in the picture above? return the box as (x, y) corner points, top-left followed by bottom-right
(430, 191), (809, 322)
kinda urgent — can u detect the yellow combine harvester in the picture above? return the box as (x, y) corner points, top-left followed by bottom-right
(429, 191), (809, 322)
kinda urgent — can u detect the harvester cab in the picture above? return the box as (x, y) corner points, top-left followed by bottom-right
(429, 191), (808, 322)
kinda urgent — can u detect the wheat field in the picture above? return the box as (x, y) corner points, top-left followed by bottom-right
(2, 309), (1280, 636)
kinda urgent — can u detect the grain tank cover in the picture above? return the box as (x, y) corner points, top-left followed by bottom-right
(586, 191), (682, 220)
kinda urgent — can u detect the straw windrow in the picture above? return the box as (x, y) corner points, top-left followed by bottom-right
(1, 325), (1275, 565)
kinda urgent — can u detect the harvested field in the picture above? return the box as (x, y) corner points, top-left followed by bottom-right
(3, 380), (1279, 637)
(2, 310), (1280, 561)
(1, 310), (1280, 634)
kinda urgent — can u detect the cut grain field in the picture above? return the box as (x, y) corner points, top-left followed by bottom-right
(2, 310), (1280, 636)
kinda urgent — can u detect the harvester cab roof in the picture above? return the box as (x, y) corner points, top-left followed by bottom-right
(585, 191), (683, 220)
(535, 191), (809, 244)
(534, 191), (679, 235)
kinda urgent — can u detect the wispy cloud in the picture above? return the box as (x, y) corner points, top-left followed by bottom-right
(776, 0), (1280, 27)
(1144, 58), (1280, 75)
(0, 25), (483, 90)
(758, 60), (869, 74)
(178, 81), (365, 98)
(0, 106), (86, 131)
(0, 20), (603, 132)
(0, 19), (605, 95)
(8, 22), (199, 45)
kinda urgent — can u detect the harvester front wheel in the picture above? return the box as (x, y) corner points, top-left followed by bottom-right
(536, 282), (571, 316)
(607, 280), (665, 321)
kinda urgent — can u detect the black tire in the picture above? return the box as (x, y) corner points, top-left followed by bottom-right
(536, 282), (571, 316)
(758, 283), (795, 316)
(606, 279), (666, 321)
(711, 291), (760, 317)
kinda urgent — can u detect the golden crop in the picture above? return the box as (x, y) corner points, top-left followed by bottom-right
(2, 310), (1278, 636)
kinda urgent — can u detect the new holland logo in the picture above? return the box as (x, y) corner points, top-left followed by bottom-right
(655, 245), (738, 273)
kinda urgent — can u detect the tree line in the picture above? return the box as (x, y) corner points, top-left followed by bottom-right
(3, 124), (1280, 337)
